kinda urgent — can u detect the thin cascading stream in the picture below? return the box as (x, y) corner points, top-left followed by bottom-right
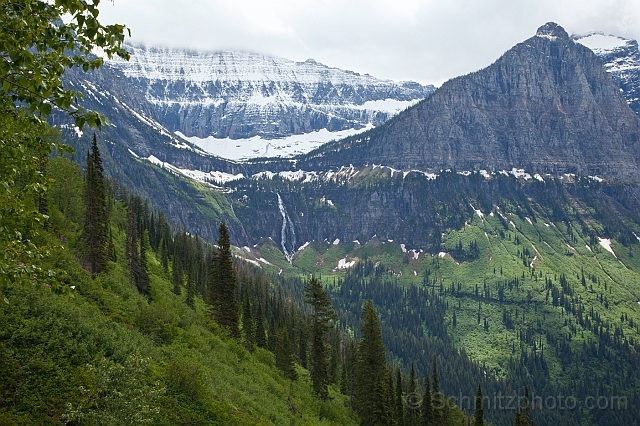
(277, 193), (296, 263)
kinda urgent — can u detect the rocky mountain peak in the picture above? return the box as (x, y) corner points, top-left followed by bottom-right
(300, 22), (640, 182)
(536, 22), (569, 39)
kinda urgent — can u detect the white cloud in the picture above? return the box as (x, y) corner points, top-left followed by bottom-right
(99, 0), (640, 86)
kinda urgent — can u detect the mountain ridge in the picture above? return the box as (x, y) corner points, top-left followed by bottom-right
(104, 44), (435, 144)
(297, 23), (640, 181)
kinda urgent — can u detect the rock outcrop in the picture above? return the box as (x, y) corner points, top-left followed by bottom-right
(301, 23), (640, 181)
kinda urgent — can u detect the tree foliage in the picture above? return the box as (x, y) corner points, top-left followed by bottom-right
(83, 133), (109, 274)
(354, 300), (388, 425)
(209, 223), (239, 337)
(0, 0), (128, 293)
(0, 0), (129, 126)
(304, 276), (337, 399)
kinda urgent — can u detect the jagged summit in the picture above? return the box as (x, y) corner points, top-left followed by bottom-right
(299, 22), (640, 181)
(536, 22), (569, 39)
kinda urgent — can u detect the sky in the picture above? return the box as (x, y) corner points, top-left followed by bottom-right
(98, 0), (640, 86)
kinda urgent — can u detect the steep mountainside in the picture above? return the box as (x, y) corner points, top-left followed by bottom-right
(575, 32), (640, 116)
(300, 23), (640, 181)
(105, 45), (434, 144)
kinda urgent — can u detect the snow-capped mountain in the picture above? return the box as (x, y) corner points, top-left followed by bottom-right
(574, 32), (640, 116)
(105, 45), (435, 160)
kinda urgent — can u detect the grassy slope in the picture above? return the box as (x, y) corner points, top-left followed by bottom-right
(0, 166), (357, 425)
(245, 200), (640, 385)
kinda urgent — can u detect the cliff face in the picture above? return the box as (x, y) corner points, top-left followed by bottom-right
(302, 23), (640, 181)
(105, 46), (434, 140)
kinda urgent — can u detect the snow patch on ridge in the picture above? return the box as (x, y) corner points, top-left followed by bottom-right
(598, 238), (617, 258)
(176, 126), (374, 161)
(337, 258), (356, 269)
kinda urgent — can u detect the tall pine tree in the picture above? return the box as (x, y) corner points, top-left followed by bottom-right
(255, 302), (266, 348)
(242, 290), (255, 352)
(126, 206), (140, 290)
(209, 223), (239, 337)
(137, 226), (150, 296)
(82, 133), (108, 274)
(421, 373), (433, 426)
(275, 327), (297, 381)
(304, 276), (337, 400)
(474, 384), (484, 426)
(408, 363), (417, 426)
(432, 356), (443, 424)
(395, 369), (404, 426)
(354, 300), (388, 425)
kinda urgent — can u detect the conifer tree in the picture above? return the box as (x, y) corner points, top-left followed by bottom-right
(304, 277), (337, 399)
(267, 316), (278, 352)
(371, 373), (391, 426)
(513, 387), (532, 426)
(255, 302), (266, 348)
(137, 227), (150, 296)
(432, 356), (443, 424)
(242, 291), (255, 352)
(387, 370), (397, 426)
(355, 300), (387, 424)
(275, 327), (297, 380)
(126, 207), (140, 290)
(209, 223), (239, 337)
(329, 332), (340, 385)
(172, 250), (182, 296)
(408, 363), (417, 426)
(474, 384), (484, 426)
(421, 373), (433, 426)
(298, 328), (308, 369)
(186, 258), (195, 309)
(83, 133), (108, 274)
(395, 369), (405, 426)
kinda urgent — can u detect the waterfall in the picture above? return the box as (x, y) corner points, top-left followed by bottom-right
(277, 193), (296, 263)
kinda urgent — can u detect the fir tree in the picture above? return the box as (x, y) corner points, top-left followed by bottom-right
(275, 327), (297, 381)
(329, 333), (340, 384)
(255, 302), (266, 348)
(371, 373), (391, 426)
(387, 370), (397, 426)
(172, 250), (182, 296)
(474, 384), (484, 426)
(395, 369), (404, 426)
(82, 133), (108, 274)
(137, 227), (150, 297)
(355, 300), (387, 425)
(408, 363), (417, 426)
(298, 328), (308, 369)
(210, 223), (239, 337)
(267, 316), (278, 352)
(421, 373), (433, 426)
(126, 207), (140, 290)
(304, 277), (337, 400)
(186, 258), (195, 309)
(513, 387), (532, 426)
(242, 291), (255, 352)
(432, 355), (443, 424)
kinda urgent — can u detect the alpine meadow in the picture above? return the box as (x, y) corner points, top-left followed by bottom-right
(3, 2), (640, 426)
